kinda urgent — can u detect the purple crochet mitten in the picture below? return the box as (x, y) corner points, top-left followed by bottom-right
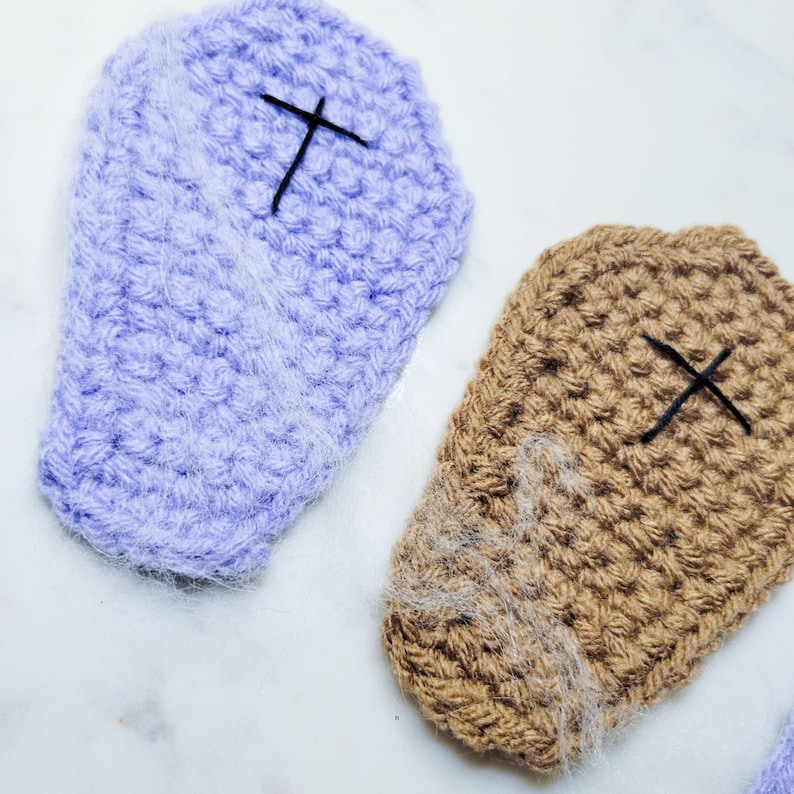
(39, 0), (472, 579)
(752, 715), (794, 794)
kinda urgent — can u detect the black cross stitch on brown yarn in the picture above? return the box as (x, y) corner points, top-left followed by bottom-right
(640, 334), (751, 443)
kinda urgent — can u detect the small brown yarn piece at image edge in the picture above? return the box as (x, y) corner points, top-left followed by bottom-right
(381, 225), (794, 773)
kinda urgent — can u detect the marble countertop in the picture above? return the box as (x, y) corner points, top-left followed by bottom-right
(2, 0), (794, 791)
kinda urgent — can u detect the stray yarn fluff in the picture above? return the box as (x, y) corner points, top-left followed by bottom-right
(382, 225), (794, 773)
(752, 714), (794, 794)
(39, 0), (472, 578)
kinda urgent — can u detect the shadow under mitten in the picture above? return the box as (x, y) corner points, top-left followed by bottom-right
(382, 225), (794, 773)
(39, 0), (472, 579)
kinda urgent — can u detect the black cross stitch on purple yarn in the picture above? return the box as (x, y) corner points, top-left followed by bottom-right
(640, 334), (751, 443)
(261, 93), (368, 213)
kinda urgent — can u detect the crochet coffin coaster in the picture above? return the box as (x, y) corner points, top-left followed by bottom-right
(382, 225), (794, 773)
(38, 0), (471, 578)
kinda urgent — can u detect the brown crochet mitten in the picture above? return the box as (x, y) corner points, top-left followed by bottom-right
(382, 225), (794, 773)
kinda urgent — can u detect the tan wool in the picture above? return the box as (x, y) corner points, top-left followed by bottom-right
(382, 225), (794, 773)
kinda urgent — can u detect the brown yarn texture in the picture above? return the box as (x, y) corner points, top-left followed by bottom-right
(382, 225), (794, 773)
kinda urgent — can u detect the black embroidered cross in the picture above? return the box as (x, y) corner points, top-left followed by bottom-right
(640, 334), (751, 444)
(260, 93), (368, 214)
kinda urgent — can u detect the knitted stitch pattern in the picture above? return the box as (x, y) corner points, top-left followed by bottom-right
(752, 714), (794, 794)
(39, 0), (472, 579)
(382, 225), (794, 772)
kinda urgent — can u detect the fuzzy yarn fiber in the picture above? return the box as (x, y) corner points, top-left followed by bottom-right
(39, 0), (472, 579)
(753, 715), (794, 794)
(383, 225), (794, 773)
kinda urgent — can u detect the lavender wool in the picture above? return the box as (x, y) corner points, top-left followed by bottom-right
(752, 715), (794, 794)
(39, 0), (472, 579)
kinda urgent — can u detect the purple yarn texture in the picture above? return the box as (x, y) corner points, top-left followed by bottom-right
(752, 715), (794, 794)
(39, 0), (472, 579)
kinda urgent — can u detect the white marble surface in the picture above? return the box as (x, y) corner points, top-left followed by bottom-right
(2, 0), (794, 791)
